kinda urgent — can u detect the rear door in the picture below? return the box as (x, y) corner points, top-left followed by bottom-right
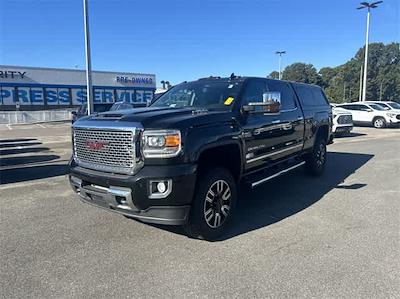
(339, 104), (360, 122)
(266, 79), (304, 157)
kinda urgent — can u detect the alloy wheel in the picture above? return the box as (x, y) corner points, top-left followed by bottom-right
(203, 180), (231, 228)
(374, 119), (384, 128)
(316, 143), (326, 167)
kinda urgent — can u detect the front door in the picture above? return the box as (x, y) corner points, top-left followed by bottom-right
(240, 79), (304, 172)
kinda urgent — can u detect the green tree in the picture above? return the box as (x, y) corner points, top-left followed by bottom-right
(267, 71), (279, 79)
(271, 43), (399, 103)
(323, 42), (399, 103)
(281, 63), (321, 85)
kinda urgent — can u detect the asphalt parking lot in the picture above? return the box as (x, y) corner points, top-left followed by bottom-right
(1, 123), (399, 298)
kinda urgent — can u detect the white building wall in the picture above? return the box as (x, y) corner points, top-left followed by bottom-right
(0, 65), (156, 110)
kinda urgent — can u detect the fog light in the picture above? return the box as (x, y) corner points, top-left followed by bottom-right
(157, 182), (166, 193)
(149, 179), (172, 199)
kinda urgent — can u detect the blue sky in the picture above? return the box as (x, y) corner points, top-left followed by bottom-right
(0, 0), (398, 85)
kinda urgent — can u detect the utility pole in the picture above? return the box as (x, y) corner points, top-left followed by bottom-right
(358, 64), (363, 102)
(357, 1), (383, 101)
(380, 82), (383, 101)
(83, 0), (94, 115)
(343, 82), (347, 102)
(275, 51), (286, 80)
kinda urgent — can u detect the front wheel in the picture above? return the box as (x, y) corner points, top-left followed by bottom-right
(184, 167), (237, 240)
(373, 117), (386, 129)
(305, 138), (327, 176)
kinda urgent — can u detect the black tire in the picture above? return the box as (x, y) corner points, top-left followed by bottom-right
(305, 137), (327, 176)
(373, 117), (386, 129)
(184, 167), (237, 241)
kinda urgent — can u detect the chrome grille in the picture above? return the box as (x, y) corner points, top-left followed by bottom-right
(73, 128), (136, 174)
(337, 115), (352, 124)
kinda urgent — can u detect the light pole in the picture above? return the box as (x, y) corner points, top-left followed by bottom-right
(83, 0), (94, 115)
(275, 51), (286, 80)
(358, 64), (363, 102)
(357, 1), (383, 102)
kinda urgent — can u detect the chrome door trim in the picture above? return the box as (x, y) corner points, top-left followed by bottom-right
(246, 143), (303, 164)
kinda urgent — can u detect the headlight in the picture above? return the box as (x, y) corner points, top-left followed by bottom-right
(387, 113), (396, 118)
(142, 130), (182, 158)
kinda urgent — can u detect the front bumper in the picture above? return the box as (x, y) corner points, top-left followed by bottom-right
(387, 118), (400, 126)
(68, 161), (197, 225)
(333, 124), (353, 133)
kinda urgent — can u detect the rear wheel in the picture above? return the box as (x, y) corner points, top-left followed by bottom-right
(373, 117), (386, 128)
(184, 167), (237, 240)
(305, 137), (327, 176)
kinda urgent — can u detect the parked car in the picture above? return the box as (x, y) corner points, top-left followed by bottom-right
(338, 101), (400, 128)
(331, 105), (353, 135)
(72, 103), (113, 123)
(72, 101), (149, 122)
(68, 76), (332, 240)
(109, 101), (147, 111)
(365, 101), (400, 113)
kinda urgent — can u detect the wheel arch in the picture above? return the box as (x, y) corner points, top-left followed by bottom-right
(372, 115), (386, 126)
(315, 124), (330, 144)
(196, 142), (243, 182)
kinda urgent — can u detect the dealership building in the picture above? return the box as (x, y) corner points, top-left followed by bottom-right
(0, 65), (156, 111)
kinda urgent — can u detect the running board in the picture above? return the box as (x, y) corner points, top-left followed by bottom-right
(251, 161), (305, 188)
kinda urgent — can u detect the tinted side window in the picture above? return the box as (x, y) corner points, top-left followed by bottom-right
(342, 105), (356, 110)
(311, 87), (329, 106)
(293, 84), (328, 107)
(267, 80), (296, 110)
(359, 105), (370, 111)
(241, 79), (267, 105)
(293, 85), (314, 107)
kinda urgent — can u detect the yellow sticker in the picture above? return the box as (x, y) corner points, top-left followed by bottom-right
(224, 97), (234, 105)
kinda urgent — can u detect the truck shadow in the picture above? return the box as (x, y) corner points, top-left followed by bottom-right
(1, 164), (67, 184)
(152, 151), (374, 241)
(334, 132), (366, 138)
(0, 138), (67, 184)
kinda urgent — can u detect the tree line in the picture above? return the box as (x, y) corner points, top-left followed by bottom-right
(268, 42), (400, 103)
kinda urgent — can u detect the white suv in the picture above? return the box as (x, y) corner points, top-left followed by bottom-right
(331, 105), (353, 135)
(338, 102), (400, 128)
(365, 101), (400, 113)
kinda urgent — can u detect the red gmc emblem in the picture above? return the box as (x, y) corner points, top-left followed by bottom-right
(85, 140), (108, 150)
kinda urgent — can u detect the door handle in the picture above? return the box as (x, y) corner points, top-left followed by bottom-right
(282, 123), (293, 130)
(297, 117), (304, 120)
(272, 120), (281, 124)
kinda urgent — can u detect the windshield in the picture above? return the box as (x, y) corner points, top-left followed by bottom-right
(151, 80), (243, 110)
(368, 104), (386, 111)
(388, 102), (400, 109)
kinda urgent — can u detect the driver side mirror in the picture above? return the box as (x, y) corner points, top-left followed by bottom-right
(242, 92), (281, 114)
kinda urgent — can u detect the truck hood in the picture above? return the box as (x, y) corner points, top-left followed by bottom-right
(74, 107), (235, 130)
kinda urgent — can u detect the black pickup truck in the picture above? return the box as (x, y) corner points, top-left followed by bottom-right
(69, 76), (332, 240)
